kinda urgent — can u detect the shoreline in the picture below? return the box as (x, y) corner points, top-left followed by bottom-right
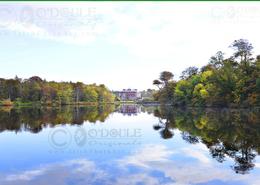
(0, 100), (259, 110)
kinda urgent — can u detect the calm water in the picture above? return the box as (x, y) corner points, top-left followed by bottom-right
(0, 105), (259, 185)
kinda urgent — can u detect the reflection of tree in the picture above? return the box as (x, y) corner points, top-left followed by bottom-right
(205, 140), (256, 174)
(153, 108), (175, 139)
(232, 146), (255, 174)
(0, 105), (115, 134)
(153, 106), (260, 174)
(181, 131), (199, 144)
(206, 142), (226, 163)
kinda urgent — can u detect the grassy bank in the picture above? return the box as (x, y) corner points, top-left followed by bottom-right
(0, 100), (116, 108)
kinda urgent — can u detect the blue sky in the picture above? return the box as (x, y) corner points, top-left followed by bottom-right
(1, 2), (260, 90)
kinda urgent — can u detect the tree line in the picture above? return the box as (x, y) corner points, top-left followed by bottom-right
(153, 39), (260, 107)
(0, 76), (115, 106)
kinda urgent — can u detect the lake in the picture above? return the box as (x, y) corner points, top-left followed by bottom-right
(0, 105), (259, 185)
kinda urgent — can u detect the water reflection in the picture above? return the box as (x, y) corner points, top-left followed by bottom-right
(152, 106), (260, 174)
(0, 105), (115, 133)
(0, 105), (259, 177)
(116, 104), (141, 116)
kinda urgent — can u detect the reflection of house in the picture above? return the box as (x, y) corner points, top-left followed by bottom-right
(117, 105), (141, 116)
(113, 89), (141, 101)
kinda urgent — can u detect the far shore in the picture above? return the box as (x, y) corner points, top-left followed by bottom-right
(1, 100), (259, 110)
(0, 100), (160, 107)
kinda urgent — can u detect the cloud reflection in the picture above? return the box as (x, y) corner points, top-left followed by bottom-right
(0, 144), (259, 185)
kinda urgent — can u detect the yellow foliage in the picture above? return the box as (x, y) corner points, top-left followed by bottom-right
(1, 99), (13, 106)
(195, 116), (209, 129)
(201, 70), (213, 82)
(200, 89), (209, 98)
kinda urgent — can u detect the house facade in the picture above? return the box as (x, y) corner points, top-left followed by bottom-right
(113, 89), (141, 101)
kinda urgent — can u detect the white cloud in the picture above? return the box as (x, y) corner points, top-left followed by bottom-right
(182, 147), (211, 164)
(118, 144), (175, 168)
(1, 145), (259, 185)
(117, 144), (253, 185)
(2, 159), (108, 185)
(255, 163), (260, 168)
(1, 2), (260, 88)
(5, 169), (45, 181)
(114, 173), (161, 185)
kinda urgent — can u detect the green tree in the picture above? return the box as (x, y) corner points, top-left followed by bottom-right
(180, 66), (198, 80)
(152, 39), (259, 107)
